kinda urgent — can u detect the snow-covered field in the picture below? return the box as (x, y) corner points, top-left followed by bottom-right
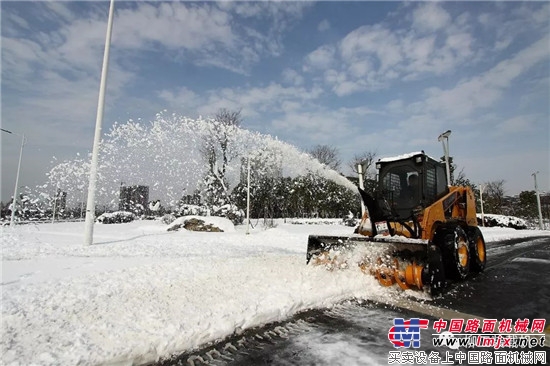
(1, 218), (548, 365)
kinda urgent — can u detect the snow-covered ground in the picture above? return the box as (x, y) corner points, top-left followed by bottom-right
(1, 218), (548, 365)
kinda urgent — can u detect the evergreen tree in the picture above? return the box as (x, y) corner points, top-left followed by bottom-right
(517, 190), (538, 219)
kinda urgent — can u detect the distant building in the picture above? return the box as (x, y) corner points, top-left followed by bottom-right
(119, 185), (149, 214)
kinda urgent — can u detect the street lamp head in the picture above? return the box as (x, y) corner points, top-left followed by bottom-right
(438, 130), (452, 141)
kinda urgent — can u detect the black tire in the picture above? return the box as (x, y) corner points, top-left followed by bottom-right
(422, 245), (446, 296)
(438, 226), (470, 281)
(467, 226), (487, 273)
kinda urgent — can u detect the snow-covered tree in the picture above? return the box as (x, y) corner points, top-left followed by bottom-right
(200, 109), (242, 210)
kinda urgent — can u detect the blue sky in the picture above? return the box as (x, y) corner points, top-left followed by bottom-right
(1, 0), (549, 202)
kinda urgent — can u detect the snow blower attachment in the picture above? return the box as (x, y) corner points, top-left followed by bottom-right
(306, 151), (487, 296)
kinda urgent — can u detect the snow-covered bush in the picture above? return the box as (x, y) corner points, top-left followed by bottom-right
(342, 211), (357, 227)
(161, 214), (176, 225)
(177, 204), (208, 217)
(478, 214), (527, 230)
(212, 204), (244, 225)
(97, 211), (136, 224)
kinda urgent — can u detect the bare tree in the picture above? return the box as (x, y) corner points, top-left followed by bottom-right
(453, 167), (476, 190)
(200, 108), (242, 207)
(484, 179), (506, 214)
(308, 144), (341, 172)
(348, 150), (377, 181)
(214, 108), (241, 176)
(347, 150), (378, 193)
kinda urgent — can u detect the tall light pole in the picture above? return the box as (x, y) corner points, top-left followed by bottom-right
(438, 130), (452, 186)
(357, 162), (365, 216)
(532, 171), (544, 230)
(84, 0), (115, 245)
(246, 155), (251, 235)
(479, 184), (486, 227)
(1, 128), (25, 227)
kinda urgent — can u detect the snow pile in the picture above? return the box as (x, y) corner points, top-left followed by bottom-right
(97, 211), (136, 224)
(478, 214), (527, 230)
(166, 215), (236, 232)
(1, 220), (548, 365)
(478, 227), (539, 242)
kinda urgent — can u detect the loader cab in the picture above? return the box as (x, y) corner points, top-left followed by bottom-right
(376, 152), (448, 219)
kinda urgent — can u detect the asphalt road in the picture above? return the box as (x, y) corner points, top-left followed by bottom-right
(432, 236), (550, 320)
(157, 236), (550, 366)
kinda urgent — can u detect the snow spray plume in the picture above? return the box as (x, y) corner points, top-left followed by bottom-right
(42, 112), (357, 209)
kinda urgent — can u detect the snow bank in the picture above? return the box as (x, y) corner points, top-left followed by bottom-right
(478, 213), (527, 230)
(1, 220), (548, 365)
(481, 226), (547, 242)
(166, 215), (236, 233)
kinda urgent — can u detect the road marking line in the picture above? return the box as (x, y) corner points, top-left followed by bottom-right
(511, 257), (550, 265)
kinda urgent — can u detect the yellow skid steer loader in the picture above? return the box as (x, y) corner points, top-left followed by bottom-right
(306, 148), (486, 296)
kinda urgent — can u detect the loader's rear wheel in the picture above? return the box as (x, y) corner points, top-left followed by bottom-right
(440, 226), (470, 281)
(467, 227), (486, 273)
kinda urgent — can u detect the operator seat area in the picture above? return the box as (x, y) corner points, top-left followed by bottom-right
(380, 167), (422, 219)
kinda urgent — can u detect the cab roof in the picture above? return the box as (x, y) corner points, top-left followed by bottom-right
(377, 151), (440, 164)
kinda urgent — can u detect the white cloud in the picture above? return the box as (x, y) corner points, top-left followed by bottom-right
(477, 13), (491, 27)
(216, 1), (311, 60)
(318, 19), (331, 32)
(157, 87), (199, 110)
(3, 13), (29, 34)
(1, 0), (313, 151)
(188, 83), (323, 119)
(446, 32), (473, 54)
(476, 3), (549, 55)
(281, 101), (302, 112)
(114, 3), (235, 51)
(412, 3), (452, 33)
(339, 25), (402, 70)
(43, 1), (77, 23)
(385, 99), (405, 114)
(403, 34), (550, 125)
(271, 106), (379, 146)
(332, 80), (363, 97)
(304, 45), (336, 71)
(281, 68), (304, 86)
(347, 59), (373, 78)
(497, 116), (536, 135)
(271, 111), (348, 144)
(304, 3), (480, 95)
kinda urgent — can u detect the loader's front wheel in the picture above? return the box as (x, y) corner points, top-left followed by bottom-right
(423, 245), (446, 296)
(467, 227), (486, 273)
(440, 226), (470, 281)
